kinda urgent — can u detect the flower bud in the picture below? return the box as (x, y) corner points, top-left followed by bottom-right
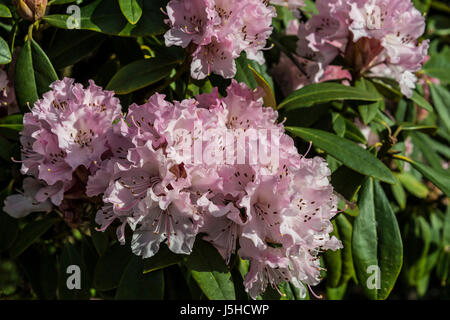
(13, 0), (48, 21)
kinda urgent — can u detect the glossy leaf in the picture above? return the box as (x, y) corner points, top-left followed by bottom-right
(429, 83), (450, 132)
(116, 255), (164, 300)
(106, 58), (177, 94)
(119, 0), (143, 25)
(0, 36), (11, 64)
(143, 245), (184, 273)
(14, 39), (58, 111)
(278, 82), (381, 111)
(44, 0), (167, 37)
(0, 4), (11, 18)
(184, 240), (235, 300)
(352, 178), (403, 300)
(10, 215), (59, 259)
(397, 172), (429, 199)
(58, 243), (90, 300)
(286, 127), (396, 184)
(93, 243), (132, 291)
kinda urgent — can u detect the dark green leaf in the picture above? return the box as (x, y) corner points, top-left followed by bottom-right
(10, 215), (59, 259)
(93, 243), (132, 291)
(286, 127), (396, 184)
(406, 159), (450, 196)
(356, 78), (383, 125)
(116, 255), (164, 300)
(0, 5), (12, 18)
(0, 36), (11, 64)
(143, 245), (184, 273)
(119, 0), (143, 25)
(44, 0), (167, 37)
(106, 58), (178, 94)
(48, 30), (107, 69)
(184, 240), (235, 300)
(278, 83), (381, 111)
(324, 220), (342, 287)
(15, 39), (58, 112)
(429, 83), (450, 132)
(58, 243), (90, 300)
(352, 179), (403, 299)
(336, 214), (355, 285)
(396, 172), (429, 198)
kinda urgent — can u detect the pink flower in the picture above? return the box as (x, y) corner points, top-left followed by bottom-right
(6, 78), (123, 217)
(3, 177), (53, 218)
(164, 0), (277, 79)
(84, 80), (342, 298)
(296, 0), (429, 97)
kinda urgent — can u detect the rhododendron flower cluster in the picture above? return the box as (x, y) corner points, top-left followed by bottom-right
(164, 0), (277, 80)
(4, 78), (341, 299)
(94, 80), (341, 299)
(295, 0), (429, 97)
(4, 78), (124, 219)
(272, 19), (352, 95)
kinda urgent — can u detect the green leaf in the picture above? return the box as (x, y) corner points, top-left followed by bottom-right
(398, 123), (438, 135)
(44, 0), (167, 38)
(93, 243), (132, 291)
(324, 220), (342, 287)
(326, 282), (348, 300)
(404, 216), (431, 285)
(396, 172), (429, 198)
(119, 0), (143, 25)
(372, 78), (433, 112)
(106, 58), (178, 94)
(422, 48), (450, 83)
(336, 214), (355, 285)
(184, 240), (235, 300)
(405, 159), (450, 196)
(0, 4), (12, 18)
(286, 127), (396, 184)
(390, 176), (406, 210)
(116, 255), (164, 300)
(352, 178), (403, 300)
(15, 39), (58, 112)
(356, 78), (383, 125)
(331, 165), (366, 201)
(48, 30), (107, 69)
(10, 215), (59, 259)
(343, 118), (367, 144)
(248, 64), (277, 109)
(0, 36), (11, 64)
(58, 243), (90, 300)
(429, 83), (450, 132)
(143, 245), (184, 274)
(443, 205), (450, 247)
(278, 82), (381, 111)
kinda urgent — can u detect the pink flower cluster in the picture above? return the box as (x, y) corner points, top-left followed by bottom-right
(272, 20), (352, 96)
(295, 0), (429, 97)
(4, 78), (124, 218)
(4, 78), (341, 299)
(164, 0), (277, 80)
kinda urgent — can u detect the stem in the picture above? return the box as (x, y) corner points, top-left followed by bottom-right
(392, 154), (413, 163)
